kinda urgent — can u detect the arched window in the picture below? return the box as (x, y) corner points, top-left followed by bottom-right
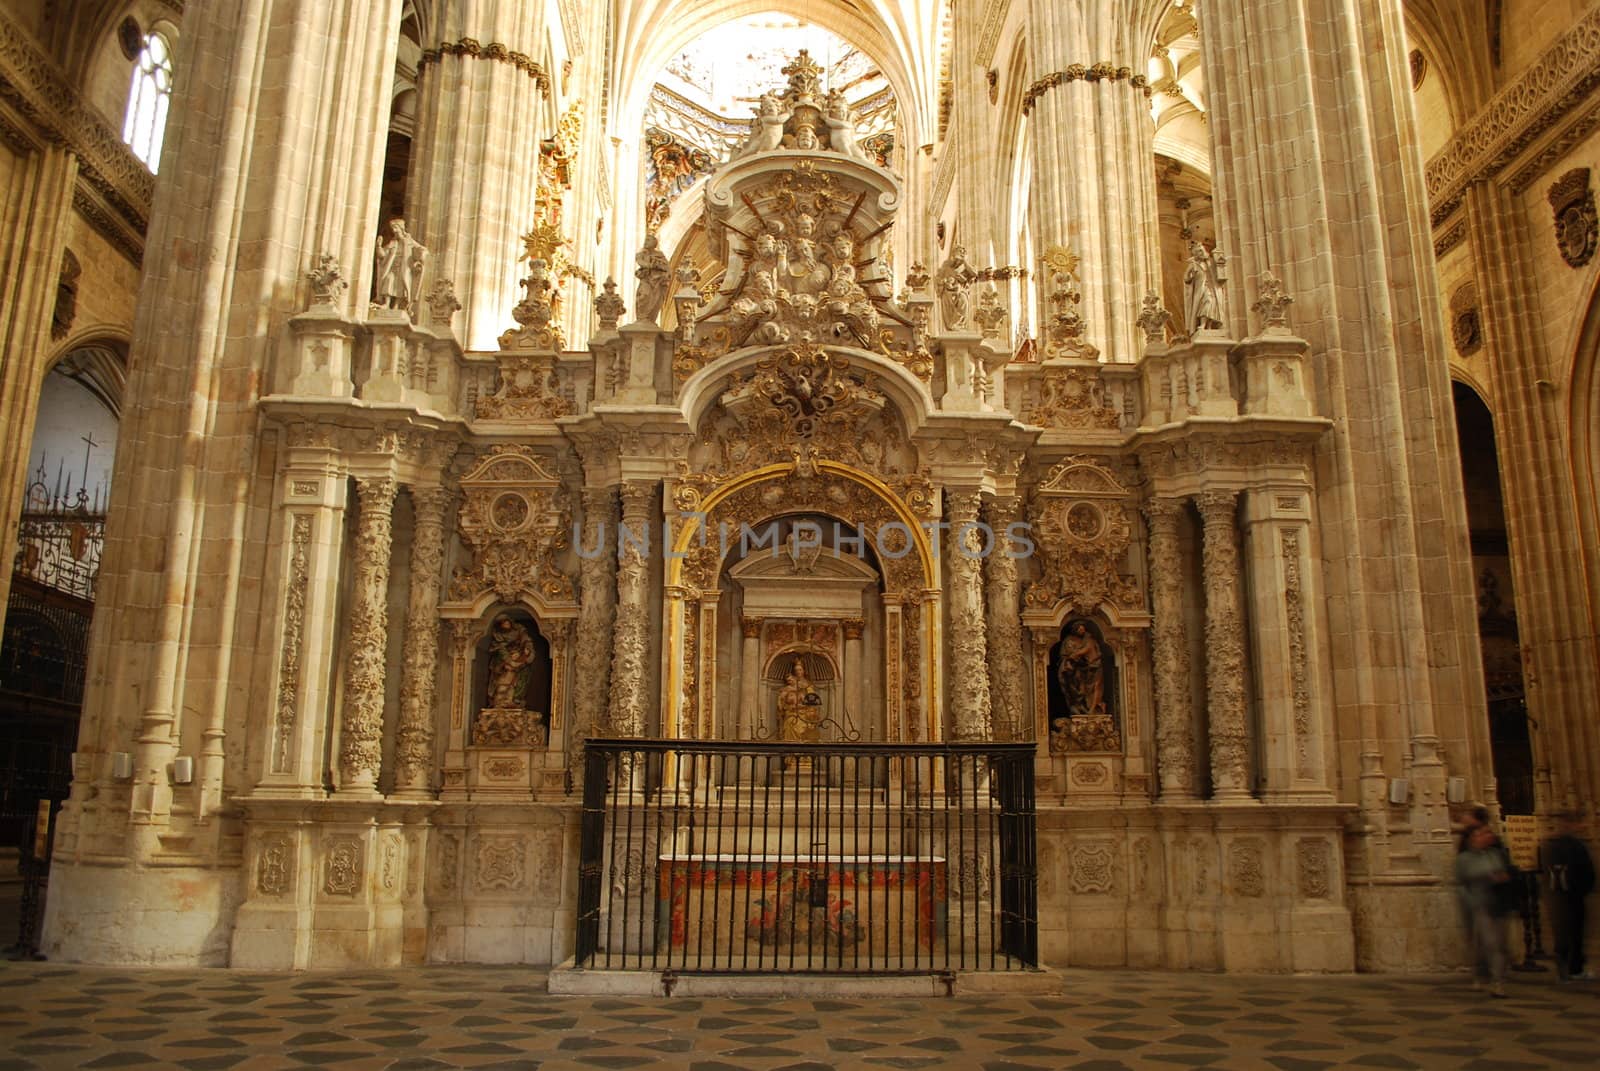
(122, 32), (172, 172)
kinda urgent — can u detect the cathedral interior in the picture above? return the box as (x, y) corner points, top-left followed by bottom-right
(0, 0), (1598, 977)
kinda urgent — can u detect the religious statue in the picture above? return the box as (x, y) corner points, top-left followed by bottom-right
(822, 88), (864, 159)
(485, 615), (537, 710)
(1182, 240), (1227, 335)
(937, 245), (978, 329)
(633, 234), (670, 323)
(775, 658), (822, 742)
(373, 218), (428, 316)
(1056, 622), (1107, 721)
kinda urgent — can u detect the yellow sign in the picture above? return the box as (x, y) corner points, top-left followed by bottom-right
(1502, 815), (1539, 869)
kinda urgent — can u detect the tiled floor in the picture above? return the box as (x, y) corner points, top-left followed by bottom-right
(0, 961), (1595, 1070)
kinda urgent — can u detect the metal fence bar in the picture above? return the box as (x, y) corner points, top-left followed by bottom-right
(574, 739), (1038, 975)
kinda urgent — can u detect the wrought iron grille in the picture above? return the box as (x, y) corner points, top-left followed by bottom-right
(576, 739), (1038, 975)
(13, 505), (104, 602)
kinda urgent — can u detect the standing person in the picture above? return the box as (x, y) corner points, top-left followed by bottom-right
(1456, 823), (1515, 997)
(1543, 813), (1596, 981)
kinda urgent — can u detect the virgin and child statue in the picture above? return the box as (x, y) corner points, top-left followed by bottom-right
(775, 659), (823, 743)
(486, 615), (537, 710)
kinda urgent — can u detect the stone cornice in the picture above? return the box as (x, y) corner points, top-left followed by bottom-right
(417, 38), (550, 98)
(1426, 6), (1600, 227)
(0, 8), (153, 233)
(1021, 64), (1152, 116)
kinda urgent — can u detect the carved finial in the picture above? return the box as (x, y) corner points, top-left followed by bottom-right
(594, 276), (625, 331)
(1137, 290), (1173, 345)
(674, 266), (704, 340)
(425, 278), (461, 327)
(1040, 248), (1099, 360)
(905, 262), (931, 291)
(1252, 271), (1294, 333)
(306, 253), (348, 307)
(974, 286), (1007, 341)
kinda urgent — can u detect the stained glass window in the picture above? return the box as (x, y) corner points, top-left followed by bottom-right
(122, 33), (172, 172)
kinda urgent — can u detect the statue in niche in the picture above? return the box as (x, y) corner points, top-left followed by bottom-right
(633, 234), (670, 323)
(1182, 240), (1227, 335)
(486, 615), (537, 709)
(776, 658), (823, 742)
(937, 245), (978, 329)
(1056, 622), (1107, 720)
(374, 218), (428, 315)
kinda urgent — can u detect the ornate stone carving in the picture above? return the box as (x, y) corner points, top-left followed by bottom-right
(448, 447), (574, 606)
(436, 833), (461, 894)
(271, 514), (312, 774)
(381, 835), (400, 892)
(417, 38), (550, 96)
(937, 246), (978, 329)
(483, 756), (525, 780)
(1183, 241), (1227, 335)
(974, 286), (1007, 341)
(1252, 271), (1294, 333)
(476, 353), (569, 422)
(472, 708), (548, 747)
(1228, 839), (1266, 898)
(633, 235), (670, 323)
(608, 482), (654, 736)
(1449, 282), (1483, 356)
(1131, 837), (1154, 896)
(1068, 842), (1117, 894)
(1137, 291), (1173, 345)
(339, 478), (397, 791)
(306, 253), (348, 307)
(374, 219), (429, 317)
(985, 497), (1027, 741)
(1145, 499), (1195, 797)
(1037, 247), (1099, 360)
(425, 278), (462, 327)
(1052, 713), (1120, 753)
(1022, 64), (1152, 114)
(474, 835), (527, 893)
(395, 488), (451, 794)
(1281, 527), (1314, 780)
(1199, 491), (1250, 795)
(594, 277), (625, 330)
(256, 833), (293, 896)
(1021, 366), (1121, 430)
(1026, 458), (1141, 615)
(945, 490), (992, 741)
(323, 837), (363, 897)
(1297, 837), (1332, 900)
(572, 488), (619, 764)
(1549, 167), (1598, 268)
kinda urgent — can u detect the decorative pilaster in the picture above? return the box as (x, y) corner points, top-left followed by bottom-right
(740, 617), (762, 741)
(339, 477), (398, 794)
(1198, 490), (1250, 798)
(1144, 498), (1196, 798)
(945, 489), (992, 741)
(984, 497), (1027, 741)
(572, 487), (620, 768)
(393, 486), (452, 797)
(607, 482), (654, 736)
(842, 618), (865, 734)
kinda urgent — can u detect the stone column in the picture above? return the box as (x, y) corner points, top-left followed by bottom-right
(0, 145), (78, 617)
(984, 497), (1027, 741)
(1198, 490), (1250, 798)
(607, 481), (654, 736)
(740, 617), (762, 740)
(1144, 498), (1196, 798)
(945, 489), (992, 741)
(572, 487), (620, 757)
(842, 619), (865, 735)
(1023, 0), (1161, 361)
(408, 0), (550, 350)
(393, 485), (452, 798)
(339, 476), (398, 795)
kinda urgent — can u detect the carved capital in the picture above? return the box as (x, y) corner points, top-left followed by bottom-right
(741, 616), (763, 639)
(841, 617), (866, 641)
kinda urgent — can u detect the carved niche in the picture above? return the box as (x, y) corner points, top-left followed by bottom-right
(447, 446), (575, 607)
(1550, 168), (1599, 269)
(1025, 457), (1142, 617)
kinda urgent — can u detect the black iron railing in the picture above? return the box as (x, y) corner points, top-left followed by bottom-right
(576, 739), (1037, 975)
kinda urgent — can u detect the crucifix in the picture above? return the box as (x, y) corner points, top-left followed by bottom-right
(80, 432), (99, 500)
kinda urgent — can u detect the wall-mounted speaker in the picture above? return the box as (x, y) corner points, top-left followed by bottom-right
(112, 752), (133, 779)
(1446, 776), (1467, 804)
(1388, 778), (1410, 805)
(172, 756), (194, 784)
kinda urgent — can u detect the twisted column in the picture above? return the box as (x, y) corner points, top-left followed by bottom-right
(945, 489), (993, 741)
(984, 497), (1027, 741)
(606, 482), (654, 736)
(339, 476), (397, 794)
(393, 485), (452, 796)
(572, 488), (620, 750)
(1198, 490), (1250, 797)
(1145, 498), (1196, 797)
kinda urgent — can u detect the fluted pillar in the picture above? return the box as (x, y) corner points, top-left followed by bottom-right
(945, 489), (993, 741)
(740, 617), (762, 740)
(984, 497), (1027, 741)
(1023, 0), (1161, 361)
(339, 476), (398, 795)
(607, 482), (654, 736)
(842, 619), (865, 734)
(1198, 490), (1250, 797)
(393, 485), (452, 797)
(573, 487), (620, 753)
(409, 0), (550, 350)
(1144, 498), (1197, 797)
